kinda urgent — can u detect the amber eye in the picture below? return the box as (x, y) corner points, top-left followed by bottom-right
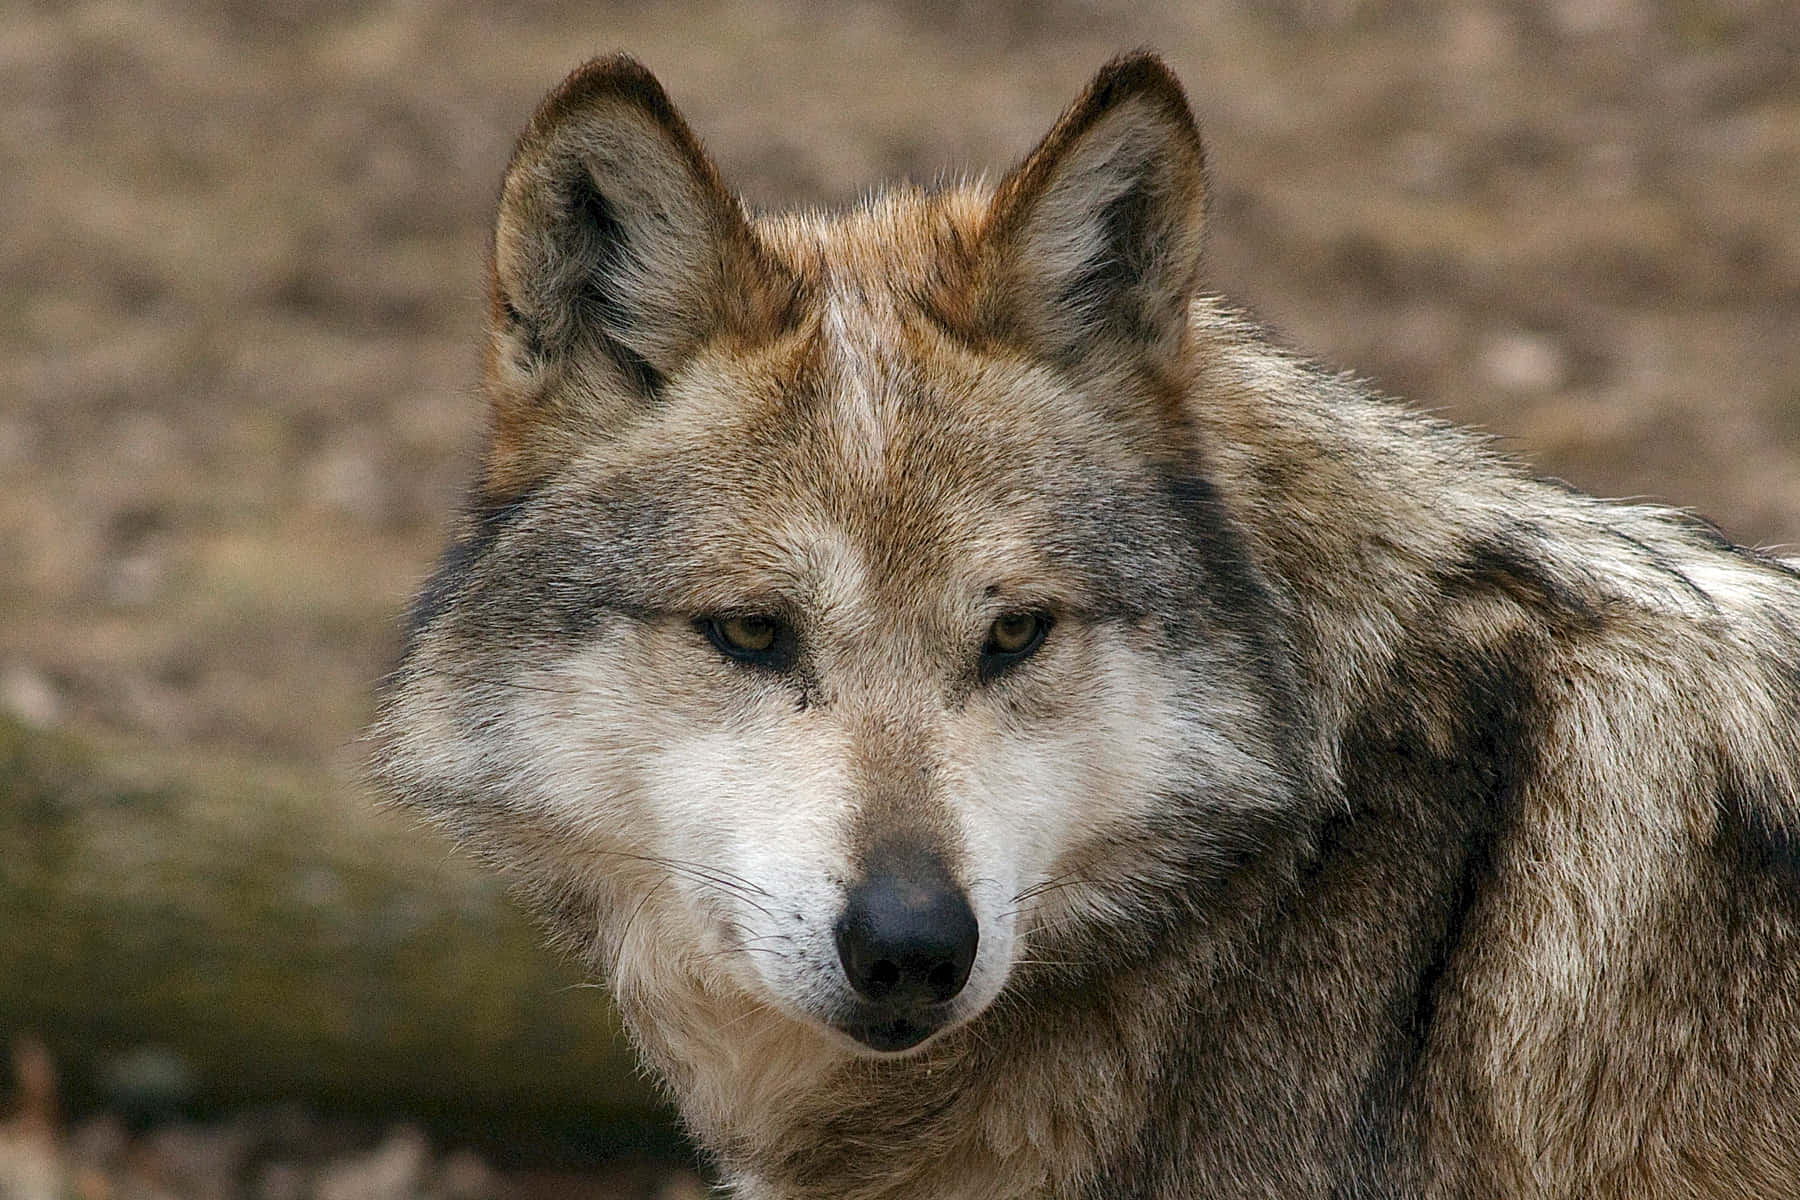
(700, 614), (790, 668)
(979, 611), (1052, 679)
(719, 615), (776, 652)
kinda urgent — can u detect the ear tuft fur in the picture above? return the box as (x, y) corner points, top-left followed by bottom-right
(978, 52), (1208, 375)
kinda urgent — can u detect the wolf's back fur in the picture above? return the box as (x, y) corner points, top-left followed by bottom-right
(373, 53), (1800, 1198)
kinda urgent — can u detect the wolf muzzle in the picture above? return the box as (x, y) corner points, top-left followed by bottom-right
(832, 854), (979, 1052)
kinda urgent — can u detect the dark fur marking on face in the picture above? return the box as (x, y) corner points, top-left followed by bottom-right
(843, 745), (963, 883)
(1164, 475), (1280, 613)
(403, 490), (536, 652)
(1164, 472), (1309, 753)
(446, 479), (672, 650)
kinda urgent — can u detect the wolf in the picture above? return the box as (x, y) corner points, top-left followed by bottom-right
(372, 52), (1800, 1198)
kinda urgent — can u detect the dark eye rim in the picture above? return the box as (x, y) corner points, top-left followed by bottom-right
(978, 611), (1054, 680)
(698, 613), (795, 670)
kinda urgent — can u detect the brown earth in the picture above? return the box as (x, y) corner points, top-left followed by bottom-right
(2, 0), (1796, 1195)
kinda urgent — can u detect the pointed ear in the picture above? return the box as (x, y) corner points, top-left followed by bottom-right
(483, 55), (795, 496)
(976, 53), (1207, 375)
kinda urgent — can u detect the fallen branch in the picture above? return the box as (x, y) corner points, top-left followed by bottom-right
(0, 717), (673, 1158)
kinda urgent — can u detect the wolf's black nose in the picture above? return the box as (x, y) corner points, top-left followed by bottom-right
(835, 868), (979, 1006)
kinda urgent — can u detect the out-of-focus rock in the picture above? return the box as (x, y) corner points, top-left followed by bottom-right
(315, 1125), (430, 1200)
(431, 1148), (498, 1200)
(254, 1160), (309, 1200)
(0, 1129), (61, 1200)
(656, 1171), (714, 1200)
(0, 1039), (63, 1200)
(1479, 329), (1570, 395)
(101, 1046), (199, 1122)
(139, 1120), (253, 1200)
(0, 663), (63, 730)
(67, 1114), (130, 1175)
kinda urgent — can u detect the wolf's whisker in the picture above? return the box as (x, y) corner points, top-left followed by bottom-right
(416, 666), (586, 695)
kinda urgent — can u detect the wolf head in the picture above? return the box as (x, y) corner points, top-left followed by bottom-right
(375, 54), (1313, 1060)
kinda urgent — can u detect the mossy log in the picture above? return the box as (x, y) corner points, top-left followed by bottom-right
(0, 718), (676, 1159)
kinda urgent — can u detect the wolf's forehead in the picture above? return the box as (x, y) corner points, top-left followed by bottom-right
(814, 286), (890, 474)
(610, 329), (1095, 612)
(792, 313), (1073, 566)
(756, 344), (1065, 602)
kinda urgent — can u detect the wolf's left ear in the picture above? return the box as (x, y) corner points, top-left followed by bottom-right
(482, 55), (796, 497)
(976, 54), (1206, 375)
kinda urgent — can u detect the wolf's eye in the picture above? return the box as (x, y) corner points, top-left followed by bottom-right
(979, 611), (1052, 679)
(700, 614), (790, 668)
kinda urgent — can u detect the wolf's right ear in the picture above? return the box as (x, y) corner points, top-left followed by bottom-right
(483, 55), (796, 497)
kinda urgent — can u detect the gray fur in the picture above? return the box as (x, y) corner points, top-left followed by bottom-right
(372, 53), (1800, 1199)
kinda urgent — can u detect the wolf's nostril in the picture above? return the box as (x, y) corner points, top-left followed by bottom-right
(835, 867), (979, 1006)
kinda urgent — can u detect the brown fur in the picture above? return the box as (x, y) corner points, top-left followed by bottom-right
(374, 52), (1800, 1199)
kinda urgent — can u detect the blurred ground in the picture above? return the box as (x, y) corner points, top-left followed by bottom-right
(1, 0), (1796, 1196)
(0, 1035), (704, 1200)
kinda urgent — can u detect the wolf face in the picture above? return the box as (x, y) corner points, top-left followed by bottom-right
(376, 55), (1311, 1061)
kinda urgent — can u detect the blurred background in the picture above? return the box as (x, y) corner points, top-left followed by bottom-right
(2, 0), (1795, 1196)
